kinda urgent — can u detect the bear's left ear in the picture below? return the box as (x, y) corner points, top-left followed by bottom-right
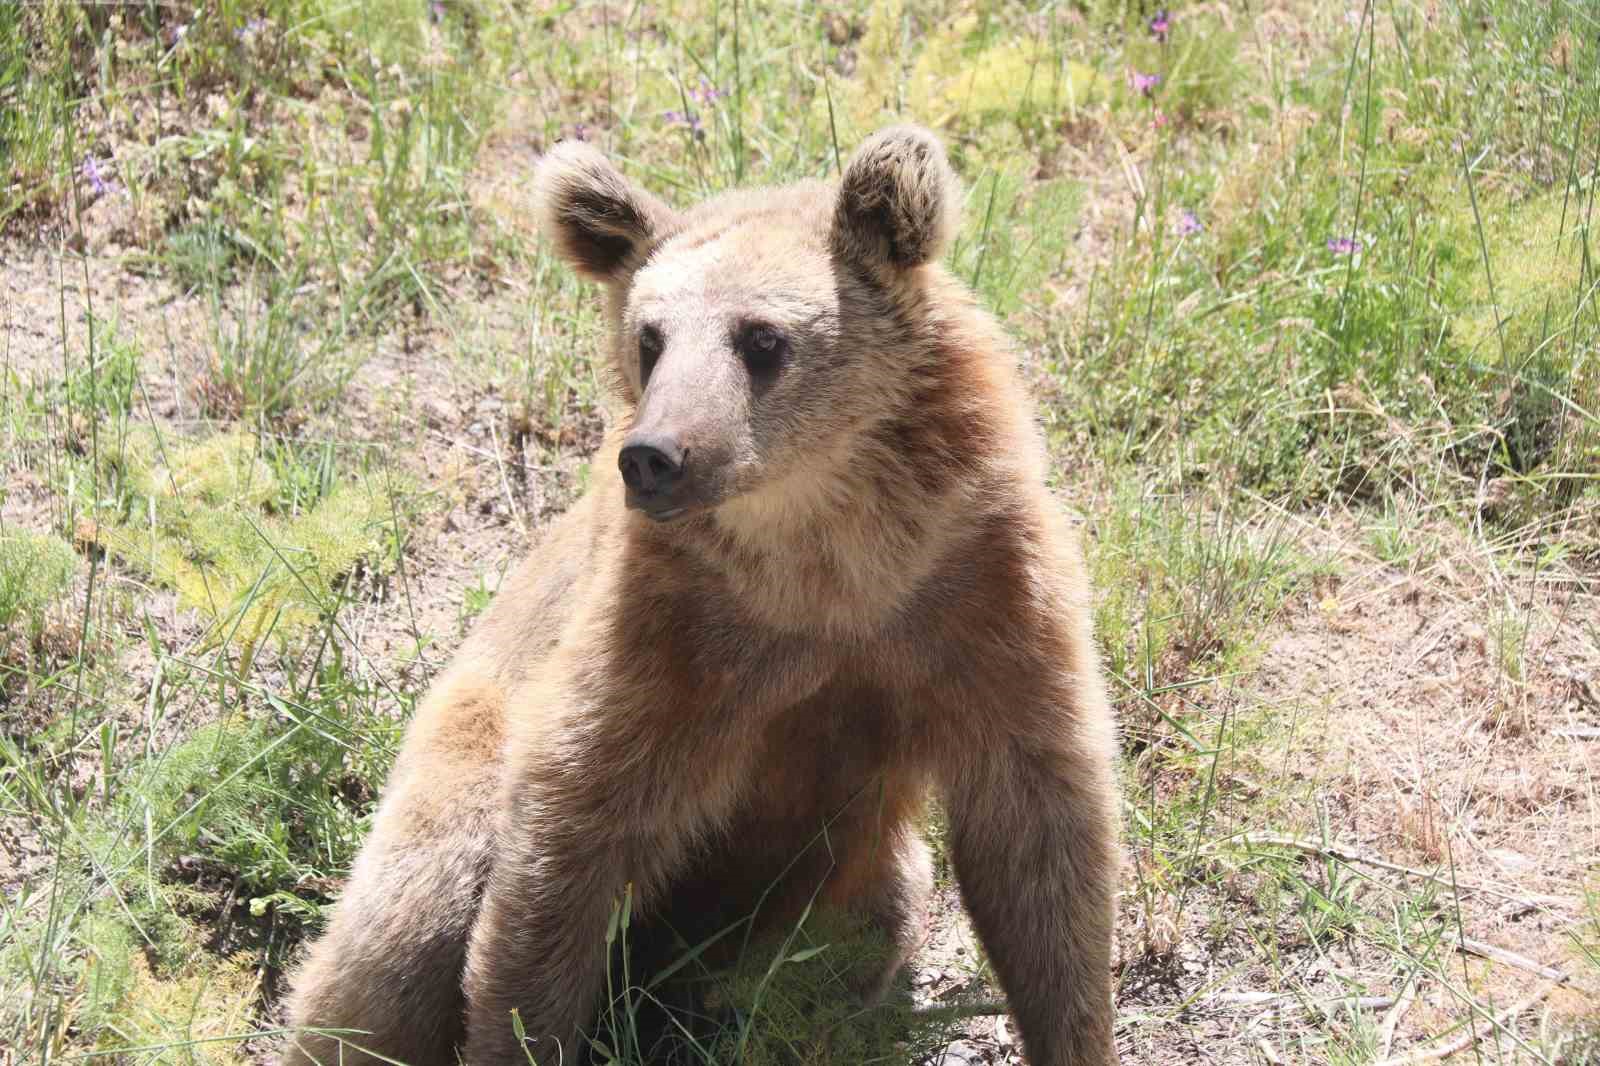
(832, 126), (961, 274)
(533, 141), (681, 283)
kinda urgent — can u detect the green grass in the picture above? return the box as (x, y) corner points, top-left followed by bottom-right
(2, 0), (1597, 1062)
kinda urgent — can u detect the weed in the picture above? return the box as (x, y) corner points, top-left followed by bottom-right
(0, 530), (77, 648)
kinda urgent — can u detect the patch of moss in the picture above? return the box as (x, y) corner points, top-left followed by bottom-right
(0, 530), (78, 642)
(1451, 189), (1598, 475)
(94, 949), (260, 1065)
(1456, 190), (1590, 357)
(92, 429), (399, 665)
(829, 8), (1102, 146)
(906, 15), (1105, 131)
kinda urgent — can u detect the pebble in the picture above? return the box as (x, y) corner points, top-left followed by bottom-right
(928, 1039), (987, 1066)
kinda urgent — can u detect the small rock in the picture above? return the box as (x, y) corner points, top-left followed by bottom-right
(1488, 848), (1534, 875)
(421, 397), (452, 428)
(822, 11), (853, 44)
(928, 1040), (987, 1066)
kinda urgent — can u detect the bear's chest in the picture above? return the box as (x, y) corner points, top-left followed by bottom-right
(741, 677), (909, 823)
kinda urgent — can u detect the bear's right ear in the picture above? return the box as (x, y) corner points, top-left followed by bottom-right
(832, 126), (961, 275)
(533, 141), (680, 283)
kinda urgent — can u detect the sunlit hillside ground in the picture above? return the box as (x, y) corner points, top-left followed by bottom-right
(1, 1), (1596, 1062)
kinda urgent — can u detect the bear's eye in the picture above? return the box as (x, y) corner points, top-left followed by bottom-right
(638, 325), (665, 384)
(737, 324), (787, 376)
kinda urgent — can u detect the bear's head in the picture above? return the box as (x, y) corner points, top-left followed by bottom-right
(533, 127), (964, 526)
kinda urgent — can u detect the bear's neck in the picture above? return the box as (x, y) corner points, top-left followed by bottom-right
(702, 443), (987, 637)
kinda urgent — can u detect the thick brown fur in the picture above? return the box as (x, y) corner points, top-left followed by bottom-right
(281, 126), (1121, 1066)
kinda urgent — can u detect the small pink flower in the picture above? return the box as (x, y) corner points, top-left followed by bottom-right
(1130, 70), (1161, 97)
(1150, 9), (1171, 42)
(1327, 235), (1363, 255)
(1152, 110), (1169, 129)
(1177, 210), (1203, 236)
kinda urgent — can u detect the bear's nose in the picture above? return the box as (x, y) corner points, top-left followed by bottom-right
(619, 436), (686, 501)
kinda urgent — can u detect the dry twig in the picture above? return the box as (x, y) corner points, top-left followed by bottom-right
(1378, 976), (1417, 1059)
(1207, 833), (1569, 909)
(1373, 977), (1563, 1066)
(1209, 991), (1395, 1012)
(1452, 935), (1568, 982)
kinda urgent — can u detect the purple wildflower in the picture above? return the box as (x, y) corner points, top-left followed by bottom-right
(234, 17), (267, 40)
(1327, 235), (1363, 255)
(664, 109), (703, 134)
(430, 1), (445, 23)
(167, 22), (188, 46)
(1130, 70), (1161, 97)
(689, 76), (726, 106)
(78, 154), (117, 198)
(1150, 9), (1171, 42)
(570, 122), (590, 141)
(1177, 210), (1203, 236)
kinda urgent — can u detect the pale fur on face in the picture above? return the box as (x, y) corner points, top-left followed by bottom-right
(533, 126), (990, 634)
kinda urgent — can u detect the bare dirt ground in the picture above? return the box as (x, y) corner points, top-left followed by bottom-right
(1106, 534), (1600, 1062)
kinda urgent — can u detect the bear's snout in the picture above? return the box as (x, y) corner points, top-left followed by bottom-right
(619, 434), (689, 518)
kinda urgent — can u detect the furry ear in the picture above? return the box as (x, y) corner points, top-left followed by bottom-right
(832, 126), (961, 273)
(533, 141), (680, 282)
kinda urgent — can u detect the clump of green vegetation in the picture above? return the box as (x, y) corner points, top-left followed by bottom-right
(0, 530), (78, 645)
(595, 906), (956, 1066)
(951, 170), (1082, 318)
(1090, 485), (1302, 692)
(92, 430), (401, 669)
(0, 648), (403, 1057)
(62, 322), (141, 421)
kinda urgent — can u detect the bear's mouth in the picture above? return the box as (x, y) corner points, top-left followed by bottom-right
(641, 505), (687, 522)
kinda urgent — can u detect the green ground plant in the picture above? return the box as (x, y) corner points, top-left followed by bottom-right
(0, 531), (78, 647)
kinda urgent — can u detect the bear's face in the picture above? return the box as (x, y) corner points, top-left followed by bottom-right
(534, 127), (960, 524)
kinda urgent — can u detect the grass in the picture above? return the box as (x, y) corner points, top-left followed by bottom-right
(2, 0), (1597, 1063)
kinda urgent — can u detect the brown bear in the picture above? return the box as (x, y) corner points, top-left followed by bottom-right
(280, 125), (1121, 1066)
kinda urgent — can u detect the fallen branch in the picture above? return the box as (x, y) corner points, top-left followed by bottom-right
(1378, 977), (1417, 1059)
(909, 1001), (1010, 1023)
(1208, 991), (1395, 1012)
(1453, 936), (1568, 983)
(1373, 977), (1563, 1066)
(1207, 833), (1569, 908)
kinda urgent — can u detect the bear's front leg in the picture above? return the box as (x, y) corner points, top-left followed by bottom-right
(460, 805), (667, 1064)
(937, 669), (1122, 1066)
(459, 680), (762, 1064)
